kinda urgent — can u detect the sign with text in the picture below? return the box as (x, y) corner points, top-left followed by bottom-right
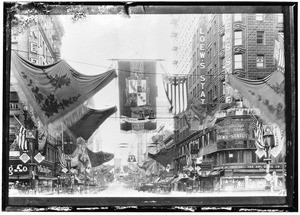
(8, 162), (29, 176)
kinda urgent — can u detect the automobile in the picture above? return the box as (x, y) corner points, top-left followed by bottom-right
(137, 183), (155, 192)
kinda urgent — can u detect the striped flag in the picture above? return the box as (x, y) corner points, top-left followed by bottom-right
(58, 147), (70, 168)
(163, 74), (188, 115)
(274, 33), (285, 71)
(16, 126), (28, 151)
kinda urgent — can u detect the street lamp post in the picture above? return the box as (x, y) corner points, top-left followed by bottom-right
(263, 134), (275, 191)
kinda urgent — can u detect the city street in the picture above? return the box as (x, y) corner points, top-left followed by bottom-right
(9, 181), (286, 197)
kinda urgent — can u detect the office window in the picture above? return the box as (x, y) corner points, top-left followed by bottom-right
(278, 14), (284, 24)
(257, 31), (264, 44)
(234, 54), (243, 69)
(221, 35), (225, 49)
(256, 14), (264, 21)
(256, 54), (265, 68)
(234, 31), (242, 45)
(234, 14), (242, 21)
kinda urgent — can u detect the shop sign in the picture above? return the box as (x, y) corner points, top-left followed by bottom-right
(34, 152), (45, 163)
(19, 153), (30, 163)
(196, 162), (213, 171)
(8, 163), (29, 176)
(220, 164), (282, 169)
(217, 122), (249, 141)
(37, 165), (52, 175)
(265, 173), (272, 181)
(217, 141), (248, 150)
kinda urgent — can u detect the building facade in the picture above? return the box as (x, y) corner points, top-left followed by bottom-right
(9, 15), (65, 193)
(171, 14), (285, 192)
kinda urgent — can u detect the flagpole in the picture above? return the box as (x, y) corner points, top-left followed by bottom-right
(13, 113), (24, 127)
(61, 122), (64, 152)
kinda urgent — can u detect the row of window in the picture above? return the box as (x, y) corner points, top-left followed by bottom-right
(207, 150), (284, 166)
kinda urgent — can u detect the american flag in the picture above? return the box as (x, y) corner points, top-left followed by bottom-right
(16, 125), (28, 151)
(251, 114), (264, 149)
(163, 74), (188, 115)
(58, 147), (70, 169)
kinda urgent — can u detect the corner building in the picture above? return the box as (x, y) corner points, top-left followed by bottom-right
(171, 14), (285, 192)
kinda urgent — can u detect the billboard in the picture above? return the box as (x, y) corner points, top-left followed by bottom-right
(118, 61), (157, 132)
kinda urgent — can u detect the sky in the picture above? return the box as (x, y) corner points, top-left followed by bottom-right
(59, 14), (175, 157)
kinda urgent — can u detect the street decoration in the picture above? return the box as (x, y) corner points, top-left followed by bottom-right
(19, 153), (30, 163)
(16, 125), (27, 151)
(118, 60), (157, 132)
(148, 144), (175, 167)
(68, 106), (117, 141)
(11, 51), (117, 127)
(162, 74), (188, 115)
(227, 69), (285, 131)
(86, 147), (114, 168)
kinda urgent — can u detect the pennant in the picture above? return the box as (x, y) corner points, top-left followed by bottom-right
(86, 147), (114, 168)
(163, 74), (188, 115)
(148, 145), (175, 167)
(68, 106), (117, 141)
(11, 51), (117, 126)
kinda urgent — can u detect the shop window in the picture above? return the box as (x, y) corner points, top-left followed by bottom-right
(256, 54), (265, 68)
(234, 31), (242, 45)
(225, 151), (238, 163)
(257, 31), (264, 44)
(238, 151), (244, 163)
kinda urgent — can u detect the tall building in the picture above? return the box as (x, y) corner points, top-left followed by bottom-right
(9, 15), (65, 192)
(171, 14), (285, 192)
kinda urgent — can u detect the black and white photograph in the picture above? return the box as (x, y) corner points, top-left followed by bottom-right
(2, 2), (297, 212)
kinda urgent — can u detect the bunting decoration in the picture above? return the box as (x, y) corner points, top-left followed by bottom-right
(148, 145), (175, 167)
(228, 70), (285, 132)
(16, 126), (28, 151)
(163, 74), (188, 115)
(86, 147), (114, 168)
(11, 51), (117, 126)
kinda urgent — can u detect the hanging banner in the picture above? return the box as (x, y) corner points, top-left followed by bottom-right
(118, 61), (157, 132)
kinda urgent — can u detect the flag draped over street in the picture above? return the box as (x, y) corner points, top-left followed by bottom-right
(67, 106), (117, 141)
(148, 145), (175, 167)
(227, 69), (285, 131)
(86, 147), (114, 168)
(163, 74), (188, 115)
(11, 51), (117, 127)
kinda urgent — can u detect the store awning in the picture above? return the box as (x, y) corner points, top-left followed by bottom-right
(9, 175), (31, 180)
(209, 169), (224, 177)
(38, 176), (57, 180)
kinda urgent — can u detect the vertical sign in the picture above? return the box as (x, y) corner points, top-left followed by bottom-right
(224, 14), (234, 103)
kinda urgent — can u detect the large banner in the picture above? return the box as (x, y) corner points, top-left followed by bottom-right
(118, 61), (157, 132)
